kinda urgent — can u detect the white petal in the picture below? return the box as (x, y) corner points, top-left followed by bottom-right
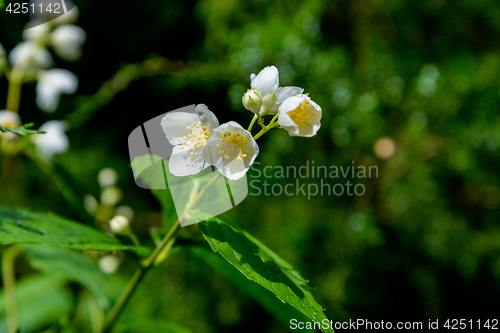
(202, 121), (259, 180)
(168, 145), (206, 177)
(196, 104), (219, 131)
(250, 73), (256, 81)
(250, 66), (279, 97)
(0, 110), (22, 140)
(36, 69), (78, 112)
(9, 41), (53, 69)
(51, 25), (86, 61)
(30, 120), (69, 158)
(270, 86), (304, 111)
(161, 112), (200, 146)
(22, 20), (50, 42)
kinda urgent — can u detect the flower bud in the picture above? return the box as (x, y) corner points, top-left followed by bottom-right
(109, 215), (130, 234)
(99, 255), (120, 274)
(242, 89), (262, 114)
(260, 92), (276, 116)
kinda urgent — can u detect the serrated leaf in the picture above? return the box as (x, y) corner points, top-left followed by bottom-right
(0, 275), (73, 333)
(198, 218), (333, 333)
(0, 205), (149, 257)
(181, 245), (314, 330)
(22, 245), (126, 311)
(0, 123), (45, 136)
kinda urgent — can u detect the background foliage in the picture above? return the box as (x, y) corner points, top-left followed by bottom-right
(1, 0), (500, 332)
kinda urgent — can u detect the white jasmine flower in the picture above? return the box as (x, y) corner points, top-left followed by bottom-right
(247, 66), (303, 116)
(36, 69), (78, 112)
(161, 104), (220, 177)
(9, 41), (53, 69)
(0, 110), (21, 140)
(30, 120), (69, 158)
(50, 25), (86, 61)
(278, 95), (322, 137)
(202, 121), (259, 180)
(99, 255), (120, 274)
(109, 215), (130, 234)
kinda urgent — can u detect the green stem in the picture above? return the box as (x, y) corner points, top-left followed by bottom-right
(6, 69), (24, 113)
(102, 172), (221, 332)
(247, 114), (258, 132)
(128, 233), (141, 247)
(253, 113), (280, 140)
(2, 246), (21, 333)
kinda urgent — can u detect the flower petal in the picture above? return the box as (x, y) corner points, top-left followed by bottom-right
(36, 69), (78, 112)
(202, 121), (259, 180)
(250, 66), (279, 97)
(30, 120), (69, 159)
(168, 145), (207, 177)
(196, 104), (219, 132)
(161, 112), (200, 146)
(270, 86), (304, 112)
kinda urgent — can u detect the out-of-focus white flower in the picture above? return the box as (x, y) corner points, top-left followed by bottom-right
(247, 66), (303, 116)
(50, 25), (86, 61)
(22, 21), (51, 44)
(278, 95), (322, 137)
(98, 168), (118, 188)
(0, 110), (21, 140)
(242, 89), (262, 114)
(202, 121), (259, 180)
(101, 186), (122, 206)
(99, 255), (120, 274)
(109, 215), (130, 234)
(30, 120), (69, 158)
(36, 69), (78, 112)
(161, 104), (220, 177)
(9, 41), (53, 69)
(115, 205), (134, 221)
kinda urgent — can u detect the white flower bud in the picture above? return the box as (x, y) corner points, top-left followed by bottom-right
(242, 89), (262, 114)
(260, 92), (276, 116)
(98, 168), (118, 188)
(109, 215), (130, 234)
(101, 186), (122, 206)
(99, 255), (120, 274)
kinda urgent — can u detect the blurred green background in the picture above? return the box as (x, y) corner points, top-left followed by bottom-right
(1, 0), (500, 332)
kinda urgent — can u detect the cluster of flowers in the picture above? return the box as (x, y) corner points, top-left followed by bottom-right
(162, 66), (322, 180)
(0, 2), (85, 159)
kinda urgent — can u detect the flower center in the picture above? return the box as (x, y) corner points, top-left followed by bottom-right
(287, 100), (315, 127)
(177, 121), (211, 157)
(3, 122), (14, 128)
(216, 131), (248, 160)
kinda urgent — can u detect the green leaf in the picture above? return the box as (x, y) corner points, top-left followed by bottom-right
(0, 123), (45, 136)
(181, 245), (314, 330)
(0, 205), (149, 257)
(22, 245), (126, 311)
(198, 218), (333, 333)
(0, 275), (73, 333)
(113, 319), (192, 333)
